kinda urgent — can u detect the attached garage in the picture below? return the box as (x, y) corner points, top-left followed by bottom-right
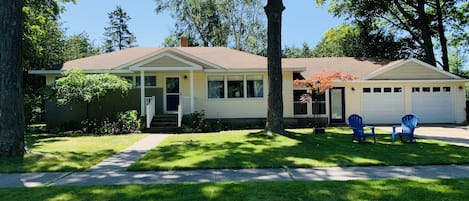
(361, 86), (405, 124)
(411, 86), (454, 123)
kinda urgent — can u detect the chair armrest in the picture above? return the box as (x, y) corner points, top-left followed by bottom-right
(364, 126), (375, 133)
(391, 125), (399, 133)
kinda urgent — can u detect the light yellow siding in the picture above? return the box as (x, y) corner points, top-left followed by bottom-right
(371, 62), (454, 80)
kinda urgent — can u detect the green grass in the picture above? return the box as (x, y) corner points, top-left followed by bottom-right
(129, 128), (469, 171)
(1, 179), (468, 201)
(0, 133), (148, 173)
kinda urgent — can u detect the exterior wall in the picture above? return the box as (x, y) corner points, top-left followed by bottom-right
(142, 56), (189, 67)
(46, 88), (162, 128)
(343, 81), (467, 124)
(372, 62), (453, 80)
(192, 71), (294, 119)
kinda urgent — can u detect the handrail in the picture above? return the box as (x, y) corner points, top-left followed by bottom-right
(177, 96), (183, 127)
(145, 96), (155, 128)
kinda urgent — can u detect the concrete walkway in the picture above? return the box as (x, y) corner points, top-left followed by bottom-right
(87, 134), (169, 172)
(2, 164), (469, 187)
(376, 125), (469, 147)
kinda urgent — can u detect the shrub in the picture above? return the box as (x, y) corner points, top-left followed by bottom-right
(182, 111), (207, 132)
(78, 110), (140, 134)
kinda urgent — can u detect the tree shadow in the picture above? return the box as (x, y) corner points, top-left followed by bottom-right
(131, 128), (469, 171)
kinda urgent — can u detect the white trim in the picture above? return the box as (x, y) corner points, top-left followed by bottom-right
(345, 79), (468, 84)
(28, 69), (134, 75)
(129, 52), (203, 70)
(204, 67), (306, 73)
(140, 71), (145, 116)
(364, 59), (463, 80)
(131, 67), (203, 71)
(164, 75), (181, 113)
(190, 70), (194, 113)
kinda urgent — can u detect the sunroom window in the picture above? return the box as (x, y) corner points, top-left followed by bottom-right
(246, 75), (263, 98)
(136, 76), (156, 87)
(208, 76), (225, 98)
(227, 75), (244, 98)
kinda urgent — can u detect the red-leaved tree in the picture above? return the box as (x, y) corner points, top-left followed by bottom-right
(294, 71), (357, 103)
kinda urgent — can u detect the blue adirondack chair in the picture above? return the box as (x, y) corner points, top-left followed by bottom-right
(392, 114), (419, 144)
(348, 114), (376, 144)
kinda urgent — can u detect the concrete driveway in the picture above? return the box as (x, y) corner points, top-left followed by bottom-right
(376, 125), (469, 147)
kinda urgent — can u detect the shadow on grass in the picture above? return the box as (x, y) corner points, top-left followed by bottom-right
(130, 128), (469, 171)
(1, 179), (468, 201)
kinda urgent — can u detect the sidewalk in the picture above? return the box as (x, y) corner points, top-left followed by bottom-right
(2, 164), (469, 187)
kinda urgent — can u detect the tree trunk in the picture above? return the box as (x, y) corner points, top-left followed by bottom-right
(264, 0), (284, 134)
(435, 0), (449, 72)
(0, 0), (25, 157)
(416, 0), (437, 67)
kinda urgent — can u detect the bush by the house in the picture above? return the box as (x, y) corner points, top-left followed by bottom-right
(78, 110), (140, 134)
(182, 111), (231, 133)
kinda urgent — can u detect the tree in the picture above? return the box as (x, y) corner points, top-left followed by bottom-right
(264, 0), (285, 134)
(103, 6), (137, 52)
(63, 32), (101, 61)
(155, 0), (266, 54)
(53, 70), (133, 118)
(311, 24), (408, 60)
(0, 0), (25, 156)
(282, 43), (313, 58)
(317, 0), (469, 71)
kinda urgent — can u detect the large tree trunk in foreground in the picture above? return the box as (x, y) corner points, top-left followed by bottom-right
(264, 0), (284, 134)
(0, 0), (25, 157)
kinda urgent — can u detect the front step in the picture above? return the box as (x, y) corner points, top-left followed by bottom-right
(144, 114), (181, 133)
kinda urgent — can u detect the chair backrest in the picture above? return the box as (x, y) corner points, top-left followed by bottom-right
(401, 114), (418, 133)
(348, 114), (364, 130)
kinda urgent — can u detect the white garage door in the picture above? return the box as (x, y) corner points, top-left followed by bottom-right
(411, 86), (454, 123)
(361, 87), (405, 124)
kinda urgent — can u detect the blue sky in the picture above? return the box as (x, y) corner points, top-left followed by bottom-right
(60, 0), (344, 48)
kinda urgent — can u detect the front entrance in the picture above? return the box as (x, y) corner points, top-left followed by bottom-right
(330, 88), (345, 124)
(165, 76), (180, 113)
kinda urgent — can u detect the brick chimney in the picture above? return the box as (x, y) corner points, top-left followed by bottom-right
(180, 36), (189, 47)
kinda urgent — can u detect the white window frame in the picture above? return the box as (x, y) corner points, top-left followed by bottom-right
(207, 74), (264, 100)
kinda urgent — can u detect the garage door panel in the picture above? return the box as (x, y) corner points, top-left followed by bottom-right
(361, 89), (404, 124)
(411, 88), (453, 123)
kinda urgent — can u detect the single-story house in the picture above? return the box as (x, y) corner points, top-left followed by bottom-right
(29, 46), (468, 129)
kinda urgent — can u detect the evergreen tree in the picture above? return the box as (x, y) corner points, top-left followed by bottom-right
(103, 6), (137, 52)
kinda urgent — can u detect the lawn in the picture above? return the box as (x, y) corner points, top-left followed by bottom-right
(0, 133), (148, 173)
(1, 178), (468, 201)
(129, 128), (469, 171)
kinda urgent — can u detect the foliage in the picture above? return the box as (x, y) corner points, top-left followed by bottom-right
(129, 128), (469, 171)
(81, 111), (140, 134)
(0, 134), (147, 173)
(294, 71), (357, 102)
(155, 0), (266, 54)
(182, 111), (228, 132)
(53, 70), (132, 105)
(63, 32), (101, 61)
(317, 0), (469, 72)
(282, 43), (313, 58)
(310, 23), (409, 60)
(103, 6), (137, 52)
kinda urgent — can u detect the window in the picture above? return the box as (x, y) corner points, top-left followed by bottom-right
(432, 87), (441, 92)
(412, 87), (420, 93)
(294, 90), (307, 115)
(363, 88), (371, 93)
(373, 88), (381, 93)
(122, 76), (133, 85)
(208, 75), (264, 99)
(136, 76), (156, 87)
(384, 88), (392, 93)
(227, 75), (244, 98)
(208, 76), (225, 98)
(394, 87), (402, 93)
(422, 87), (431, 92)
(246, 75), (263, 98)
(443, 87), (451, 92)
(312, 93), (326, 114)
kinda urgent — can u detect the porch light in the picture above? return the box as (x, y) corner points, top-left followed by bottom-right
(458, 86), (463, 90)
(351, 87), (355, 91)
(184, 75), (188, 79)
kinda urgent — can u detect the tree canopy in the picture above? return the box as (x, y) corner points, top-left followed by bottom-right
(155, 0), (266, 54)
(103, 6), (137, 52)
(317, 0), (468, 72)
